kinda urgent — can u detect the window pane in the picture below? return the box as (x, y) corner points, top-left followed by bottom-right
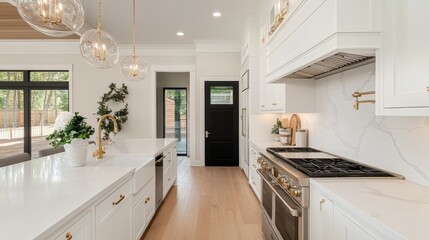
(0, 72), (24, 82)
(31, 90), (69, 157)
(210, 86), (233, 105)
(164, 89), (187, 155)
(0, 90), (25, 159)
(30, 71), (69, 82)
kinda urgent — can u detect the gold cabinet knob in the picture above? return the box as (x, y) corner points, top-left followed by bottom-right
(261, 104), (266, 107)
(272, 103), (278, 106)
(290, 188), (301, 197)
(320, 199), (325, 211)
(145, 196), (151, 204)
(66, 232), (73, 240)
(426, 87), (429, 92)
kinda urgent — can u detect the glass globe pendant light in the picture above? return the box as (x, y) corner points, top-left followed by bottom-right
(16, 0), (84, 37)
(79, 0), (119, 69)
(120, 0), (148, 81)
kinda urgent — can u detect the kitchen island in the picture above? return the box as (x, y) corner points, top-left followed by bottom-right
(0, 138), (177, 240)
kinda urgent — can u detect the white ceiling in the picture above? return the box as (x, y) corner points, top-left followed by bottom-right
(81, 0), (261, 44)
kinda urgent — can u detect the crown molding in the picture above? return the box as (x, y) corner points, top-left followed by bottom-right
(194, 40), (241, 53)
(0, 41), (196, 56)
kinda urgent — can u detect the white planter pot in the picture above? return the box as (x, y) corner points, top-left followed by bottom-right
(64, 139), (88, 167)
(272, 134), (280, 142)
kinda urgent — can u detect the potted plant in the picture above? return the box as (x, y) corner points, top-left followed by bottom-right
(46, 112), (95, 167)
(271, 118), (283, 141)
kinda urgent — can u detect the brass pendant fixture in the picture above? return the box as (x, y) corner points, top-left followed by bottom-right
(79, 0), (119, 69)
(120, 0), (148, 81)
(17, 0), (84, 37)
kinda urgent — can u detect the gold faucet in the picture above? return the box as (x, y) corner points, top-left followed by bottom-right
(94, 114), (119, 160)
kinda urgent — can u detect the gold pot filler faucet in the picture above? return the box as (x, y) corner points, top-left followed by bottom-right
(93, 114), (119, 160)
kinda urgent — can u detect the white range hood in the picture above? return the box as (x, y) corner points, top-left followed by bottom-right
(265, 0), (381, 83)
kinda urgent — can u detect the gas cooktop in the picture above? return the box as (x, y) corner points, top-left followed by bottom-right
(286, 158), (394, 177)
(267, 147), (393, 178)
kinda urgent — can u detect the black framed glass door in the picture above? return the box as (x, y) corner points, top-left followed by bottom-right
(163, 88), (187, 156)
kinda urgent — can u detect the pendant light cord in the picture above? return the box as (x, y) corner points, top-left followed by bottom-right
(97, 0), (101, 33)
(132, 0), (136, 60)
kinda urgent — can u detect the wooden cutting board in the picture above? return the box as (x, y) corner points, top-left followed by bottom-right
(289, 114), (301, 145)
(282, 118), (289, 128)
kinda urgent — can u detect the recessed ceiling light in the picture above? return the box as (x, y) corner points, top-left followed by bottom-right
(177, 32), (184, 36)
(213, 12), (222, 17)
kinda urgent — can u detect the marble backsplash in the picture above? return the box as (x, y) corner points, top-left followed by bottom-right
(297, 64), (429, 187)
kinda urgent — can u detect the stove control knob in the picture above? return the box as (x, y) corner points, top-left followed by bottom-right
(263, 164), (271, 172)
(257, 157), (263, 164)
(282, 181), (291, 190)
(276, 176), (286, 185)
(290, 188), (301, 197)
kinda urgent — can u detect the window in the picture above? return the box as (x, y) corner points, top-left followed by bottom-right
(0, 70), (69, 159)
(210, 86), (234, 105)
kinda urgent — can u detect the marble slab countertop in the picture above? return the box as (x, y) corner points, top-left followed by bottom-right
(311, 178), (429, 240)
(0, 154), (134, 240)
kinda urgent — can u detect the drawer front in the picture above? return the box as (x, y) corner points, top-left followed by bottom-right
(96, 180), (132, 228)
(54, 212), (91, 240)
(134, 159), (155, 194)
(144, 183), (156, 224)
(163, 150), (172, 171)
(249, 166), (261, 201)
(163, 166), (172, 198)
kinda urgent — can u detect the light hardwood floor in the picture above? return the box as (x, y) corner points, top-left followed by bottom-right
(142, 157), (263, 240)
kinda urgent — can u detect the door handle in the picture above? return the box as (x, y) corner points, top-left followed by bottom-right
(205, 131), (211, 138)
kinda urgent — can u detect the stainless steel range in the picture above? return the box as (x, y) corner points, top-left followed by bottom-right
(257, 147), (399, 240)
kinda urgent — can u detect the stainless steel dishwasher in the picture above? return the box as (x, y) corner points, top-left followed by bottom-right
(155, 153), (165, 209)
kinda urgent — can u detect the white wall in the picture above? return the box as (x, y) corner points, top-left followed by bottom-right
(293, 64), (429, 187)
(0, 51), (195, 140)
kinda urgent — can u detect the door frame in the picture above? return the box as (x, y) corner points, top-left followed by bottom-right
(199, 76), (240, 166)
(151, 65), (196, 165)
(162, 87), (188, 156)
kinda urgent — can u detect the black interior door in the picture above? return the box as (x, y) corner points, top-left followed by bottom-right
(205, 81), (239, 166)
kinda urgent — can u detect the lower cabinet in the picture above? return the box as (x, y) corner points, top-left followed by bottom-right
(310, 187), (334, 240)
(52, 212), (91, 240)
(163, 145), (177, 198)
(248, 144), (262, 201)
(96, 180), (132, 240)
(310, 183), (376, 240)
(133, 179), (155, 240)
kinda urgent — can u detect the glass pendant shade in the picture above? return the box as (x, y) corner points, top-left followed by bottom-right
(79, 29), (119, 69)
(16, 0), (84, 37)
(120, 56), (148, 81)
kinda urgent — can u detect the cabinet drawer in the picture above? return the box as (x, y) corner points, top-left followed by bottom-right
(96, 180), (132, 228)
(163, 166), (172, 198)
(134, 160), (155, 194)
(163, 150), (172, 171)
(54, 212), (91, 240)
(144, 183), (156, 224)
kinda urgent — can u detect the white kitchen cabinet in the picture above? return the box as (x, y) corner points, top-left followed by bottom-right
(163, 145), (177, 198)
(377, 0), (429, 116)
(52, 212), (91, 240)
(133, 178), (155, 240)
(310, 187), (334, 240)
(96, 180), (132, 240)
(310, 182), (377, 240)
(248, 144), (262, 201)
(334, 209), (375, 240)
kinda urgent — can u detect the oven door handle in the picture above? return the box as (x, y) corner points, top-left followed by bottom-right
(257, 170), (302, 217)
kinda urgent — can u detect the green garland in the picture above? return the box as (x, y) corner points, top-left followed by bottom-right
(95, 83), (129, 140)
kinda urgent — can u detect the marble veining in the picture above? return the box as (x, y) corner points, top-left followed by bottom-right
(298, 63), (429, 187)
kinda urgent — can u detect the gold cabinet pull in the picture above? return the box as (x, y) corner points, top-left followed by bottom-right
(261, 104), (265, 107)
(112, 194), (125, 206)
(145, 196), (151, 204)
(320, 199), (325, 211)
(66, 232), (73, 240)
(272, 103), (278, 106)
(426, 87), (429, 92)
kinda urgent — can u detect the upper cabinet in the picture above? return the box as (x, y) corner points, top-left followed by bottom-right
(263, 0), (381, 83)
(377, 0), (429, 116)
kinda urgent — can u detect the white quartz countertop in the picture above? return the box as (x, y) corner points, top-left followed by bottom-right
(311, 178), (429, 240)
(0, 153), (134, 240)
(249, 139), (287, 151)
(104, 138), (176, 157)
